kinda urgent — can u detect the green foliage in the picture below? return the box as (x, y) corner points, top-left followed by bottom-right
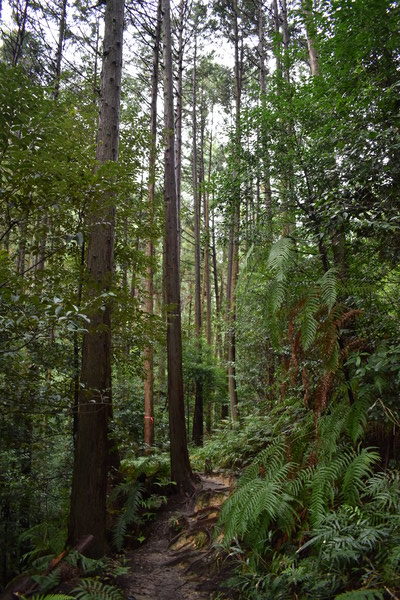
(111, 481), (144, 551)
(334, 591), (385, 600)
(191, 414), (274, 471)
(110, 453), (170, 550)
(73, 579), (124, 600)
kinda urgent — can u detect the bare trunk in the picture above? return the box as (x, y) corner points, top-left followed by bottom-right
(144, 0), (161, 450)
(225, 0), (241, 422)
(68, 0), (124, 558)
(162, 0), (194, 493)
(12, 0), (30, 66)
(174, 0), (187, 259)
(53, 0), (67, 97)
(191, 34), (203, 447)
(302, 0), (319, 76)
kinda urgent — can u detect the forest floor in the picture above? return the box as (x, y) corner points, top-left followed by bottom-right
(119, 475), (235, 600)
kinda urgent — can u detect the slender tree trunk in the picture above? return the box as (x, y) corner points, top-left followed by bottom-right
(204, 122), (213, 349)
(53, 0), (67, 97)
(257, 0), (272, 226)
(281, 0), (290, 84)
(174, 0), (187, 259)
(162, 0), (195, 493)
(12, 0), (30, 66)
(225, 0), (241, 422)
(68, 0), (124, 557)
(272, 0), (282, 76)
(302, 0), (319, 76)
(191, 34), (204, 447)
(144, 0), (161, 450)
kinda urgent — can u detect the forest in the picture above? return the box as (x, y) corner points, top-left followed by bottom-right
(0, 0), (399, 598)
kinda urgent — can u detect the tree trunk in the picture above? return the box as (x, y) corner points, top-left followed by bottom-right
(225, 0), (241, 422)
(302, 0), (319, 76)
(53, 0), (68, 98)
(191, 34), (204, 447)
(68, 0), (124, 558)
(12, 0), (30, 66)
(143, 0), (161, 450)
(162, 0), (195, 493)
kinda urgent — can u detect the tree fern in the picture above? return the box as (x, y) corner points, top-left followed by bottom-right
(73, 579), (124, 600)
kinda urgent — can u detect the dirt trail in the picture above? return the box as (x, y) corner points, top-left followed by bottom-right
(121, 475), (233, 600)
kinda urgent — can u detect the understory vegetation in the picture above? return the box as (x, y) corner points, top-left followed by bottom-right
(1, 0), (400, 598)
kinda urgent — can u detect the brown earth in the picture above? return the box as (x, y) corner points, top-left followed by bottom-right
(120, 475), (235, 600)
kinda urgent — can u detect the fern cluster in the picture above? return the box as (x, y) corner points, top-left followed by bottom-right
(110, 453), (170, 550)
(218, 395), (400, 598)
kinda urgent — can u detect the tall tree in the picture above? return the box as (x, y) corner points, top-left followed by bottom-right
(143, 0), (162, 450)
(68, 0), (124, 557)
(162, 0), (195, 493)
(191, 30), (204, 446)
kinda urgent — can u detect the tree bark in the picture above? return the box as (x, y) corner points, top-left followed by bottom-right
(162, 0), (195, 493)
(143, 0), (162, 450)
(53, 0), (68, 98)
(191, 33), (204, 447)
(302, 0), (319, 76)
(68, 0), (124, 558)
(225, 0), (241, 422)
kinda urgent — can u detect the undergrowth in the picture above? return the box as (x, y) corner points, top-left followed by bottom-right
(212, 398), (400, 599)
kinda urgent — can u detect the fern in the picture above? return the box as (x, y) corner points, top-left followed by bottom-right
(341, 448), (380, 505)
(220, 439), (297, 545)
(345, 399), (369, 443)
(111, 480), (144, 551)
(32, 568), (62, 594)
(334, 589), (385, 600)
(73, 579), (124, 600)
(300, 293), (320, 350)
(267, 237), (294, 274)
(65, 550), (105, 575)
(267, 279), (286, 313)
(319, 268), (337, 311)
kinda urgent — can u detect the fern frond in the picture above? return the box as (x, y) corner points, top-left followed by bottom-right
(318, 402), (350, 458)
(319, 268), (337, 311)
(345, 399), (369, 443)
(112, 481), (144, 551)
(341, 448), (380, 505)
(309, 453), (351, 526)
(267, 237), (294, 273)
(267, 279), (286, 313)
(300, 305), (319, 350)
(32, 568), (62, 594)
(73, 579), (124, 600)
(220, 460), (296, 543)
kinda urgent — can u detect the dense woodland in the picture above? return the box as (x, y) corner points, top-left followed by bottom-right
(0, 0), (400, 597)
